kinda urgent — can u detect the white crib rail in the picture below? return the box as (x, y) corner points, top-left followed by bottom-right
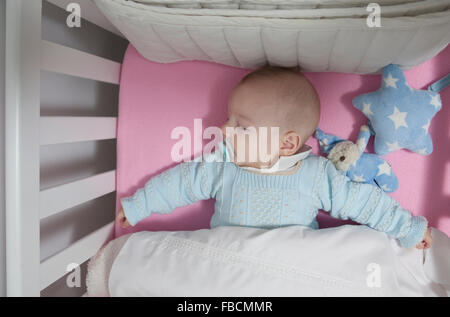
(40, 116), (117, 145)
(5, 0), (42, 297)
(41, 40), (121, 85)
(40, 221), (114, 291)
(5, 0), (121, 296)
(40, 170), (116, 220)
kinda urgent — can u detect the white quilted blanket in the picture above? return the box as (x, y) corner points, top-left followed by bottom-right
(94, 0), (450, 73)
(98, 225), (449, 297)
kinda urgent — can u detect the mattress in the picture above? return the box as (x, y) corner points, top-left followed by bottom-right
(94, 0), (450, 73)
(114, 43), (450, 239)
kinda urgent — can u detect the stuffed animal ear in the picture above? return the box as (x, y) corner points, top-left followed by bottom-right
(315, 128), (347, 154)
(356, 125), (371, 154)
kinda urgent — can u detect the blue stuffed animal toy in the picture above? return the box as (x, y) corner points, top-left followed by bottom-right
(352, 64), (448, 156)
(315, 125), (399, 193)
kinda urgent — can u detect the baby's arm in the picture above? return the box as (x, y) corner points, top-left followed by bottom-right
(119, 158), (223, 226)
(316, 159), (429, 249)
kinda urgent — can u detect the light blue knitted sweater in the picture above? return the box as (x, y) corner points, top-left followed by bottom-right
(121, 146), (427, 248)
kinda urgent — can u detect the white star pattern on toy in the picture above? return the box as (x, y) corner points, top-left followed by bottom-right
(388, 107), (408, 130)
(377, 161), (391, 176)
(380, 184), (391, 192)
(362, 103), (373, 117)
(384, 73), (399, 88)
(430, 95), (441, 109)
(353, 174), (365, 182)
(386, 140), (401, 152)
(353, 64), (442, 155)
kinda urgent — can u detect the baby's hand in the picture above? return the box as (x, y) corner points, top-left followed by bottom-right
(415, 227), (432, 250)
(116, 207), (131, 228)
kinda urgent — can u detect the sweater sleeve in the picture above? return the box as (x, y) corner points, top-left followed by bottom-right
(120, 158), (224, 226)
(315, 159), (427, 248)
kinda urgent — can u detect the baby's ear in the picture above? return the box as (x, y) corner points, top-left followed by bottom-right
(279, 131), (302, 156)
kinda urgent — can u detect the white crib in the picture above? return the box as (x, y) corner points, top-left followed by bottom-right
(2, 0), (449, 297)
(3, 0), (128, 296)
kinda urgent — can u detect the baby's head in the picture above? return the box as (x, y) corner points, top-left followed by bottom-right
(221, 65), (320, 169)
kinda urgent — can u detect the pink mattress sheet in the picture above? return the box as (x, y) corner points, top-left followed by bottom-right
(115, 44), (450, 238)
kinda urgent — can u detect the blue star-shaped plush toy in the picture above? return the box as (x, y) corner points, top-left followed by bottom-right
(353, 64), (442, 156)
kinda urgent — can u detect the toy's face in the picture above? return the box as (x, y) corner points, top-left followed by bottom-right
(327, 141), (360, 171)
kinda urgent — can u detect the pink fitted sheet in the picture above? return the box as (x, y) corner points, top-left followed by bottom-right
(115, 44), (450, 238)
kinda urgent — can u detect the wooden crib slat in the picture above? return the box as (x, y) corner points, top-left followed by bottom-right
(41, 40), (121, 84)
(40, 170), (116, 219)
(40, 221), (114, 291)
(40, 116), (117, 145)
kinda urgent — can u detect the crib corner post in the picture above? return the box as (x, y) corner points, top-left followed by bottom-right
(4, 0), (42, 297)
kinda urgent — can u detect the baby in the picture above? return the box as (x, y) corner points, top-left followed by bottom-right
(116, 66), (432, 250)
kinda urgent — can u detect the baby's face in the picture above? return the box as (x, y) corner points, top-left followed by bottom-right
(221, 80), (285, 169)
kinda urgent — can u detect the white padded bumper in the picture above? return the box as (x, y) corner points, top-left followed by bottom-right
(94, 0), (450, 73)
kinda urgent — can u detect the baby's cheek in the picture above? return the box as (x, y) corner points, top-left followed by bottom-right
(234, 133), (254, 163)
(230, 128), (279, 166)
(249, 134), (277, 165)
(258, 129), (279, 164)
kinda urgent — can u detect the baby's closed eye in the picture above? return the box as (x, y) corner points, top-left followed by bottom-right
(235, 125), (248, 131)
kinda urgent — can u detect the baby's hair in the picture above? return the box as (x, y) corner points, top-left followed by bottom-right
(239, 64), (320, 147)
(240, 65), (302, 84)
